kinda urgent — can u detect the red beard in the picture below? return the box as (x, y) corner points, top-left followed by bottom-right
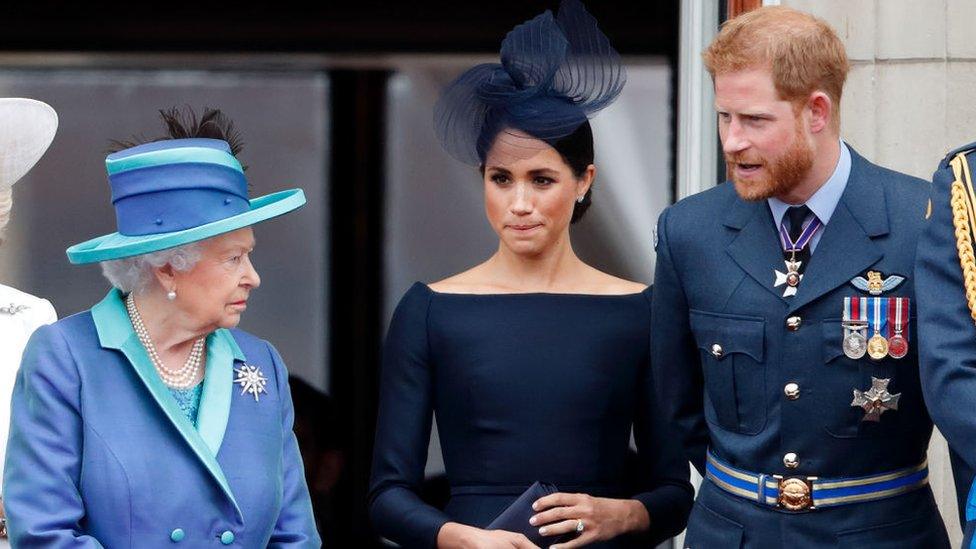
(727, 124), (814, 202)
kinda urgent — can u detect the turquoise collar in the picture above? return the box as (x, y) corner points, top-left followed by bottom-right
(91, 288), (245, 518)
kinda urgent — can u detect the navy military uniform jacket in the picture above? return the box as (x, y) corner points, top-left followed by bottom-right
(916, 142), (976, 546)
(652, 148), (949, 548)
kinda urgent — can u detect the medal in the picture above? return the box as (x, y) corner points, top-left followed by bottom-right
(887, 297), (909, 359)
(775, 259), (804, 297)
(773, 214), (822, 298)
(845, 332), (868, 359)
(842, 296), (868, 359)
(866, 297), (889, 361)
(867, 334), (888, 360)
(887, 335), (907, 358)
(785, 258), (802, 287)
(852, 377), (901, 422)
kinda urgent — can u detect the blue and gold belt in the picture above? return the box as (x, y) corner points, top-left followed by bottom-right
(705, 450), (929, 511)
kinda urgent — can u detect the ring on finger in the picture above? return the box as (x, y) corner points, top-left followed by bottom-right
(575, 519), (585, 534)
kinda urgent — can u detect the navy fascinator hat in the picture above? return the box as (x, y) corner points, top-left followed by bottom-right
(434, 0), (626, 166)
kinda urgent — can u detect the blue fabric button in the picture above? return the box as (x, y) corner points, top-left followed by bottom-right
(220, 531), (235, 545)
(170, 528), (185, 542)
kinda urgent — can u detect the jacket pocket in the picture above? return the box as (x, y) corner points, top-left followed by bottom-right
(836, 514), (945, 548)
(683, 500), (744, 549)
(689, 309), (766, 435)
(820, 317), (917, 438)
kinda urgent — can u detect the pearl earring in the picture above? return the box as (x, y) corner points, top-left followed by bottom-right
(576, 195), (585, 204)
(167, 290), (177, 301)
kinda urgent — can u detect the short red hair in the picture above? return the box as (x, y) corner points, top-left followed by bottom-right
(703, 6), (850, 126)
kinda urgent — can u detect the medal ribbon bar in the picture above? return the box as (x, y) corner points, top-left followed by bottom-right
(842, 297), (869, 359)
(887, 296), (909, 359)
(867, 297), (890, 360)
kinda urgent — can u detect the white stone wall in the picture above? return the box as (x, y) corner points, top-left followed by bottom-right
(783, 1), (975, 545)
(785, 0), (975, 176)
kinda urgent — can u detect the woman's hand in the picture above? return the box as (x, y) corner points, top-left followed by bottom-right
(437, 522), (541, 549)
(529, 493), (650, 548)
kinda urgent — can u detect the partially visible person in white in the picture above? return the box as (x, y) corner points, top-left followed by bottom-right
(0, 98), (58, 546)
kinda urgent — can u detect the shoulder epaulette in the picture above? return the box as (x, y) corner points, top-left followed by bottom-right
(945, 143), (976, 325)
(940, 141), (976, 170)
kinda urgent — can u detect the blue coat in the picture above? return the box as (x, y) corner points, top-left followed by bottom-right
(3, 289), (320, 548)
(651, 148), (949, 547)
(915, 142), (976, 546)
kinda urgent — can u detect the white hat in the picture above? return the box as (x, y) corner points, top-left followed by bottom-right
(0, 98), (58, 190)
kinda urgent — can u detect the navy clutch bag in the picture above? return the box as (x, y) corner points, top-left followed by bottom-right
(487, 481), (576, 545)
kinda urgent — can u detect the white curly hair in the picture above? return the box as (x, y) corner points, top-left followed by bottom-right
(100, 242), (202, 294)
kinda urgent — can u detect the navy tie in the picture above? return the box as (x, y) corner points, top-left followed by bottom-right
(786, 205), (812, 244)
(784, 205), (815, 279)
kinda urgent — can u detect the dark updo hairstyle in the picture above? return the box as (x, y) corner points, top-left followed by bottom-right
(479, 119), (596, 224)
(552, 120), (595, 224)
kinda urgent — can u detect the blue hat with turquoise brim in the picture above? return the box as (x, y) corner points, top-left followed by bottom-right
(66, 138), (306, 264)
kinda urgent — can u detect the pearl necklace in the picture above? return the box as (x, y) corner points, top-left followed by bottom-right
(125, 293), (205, 389)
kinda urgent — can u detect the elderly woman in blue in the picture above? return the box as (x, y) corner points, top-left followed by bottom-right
(2, 108), (320, 548)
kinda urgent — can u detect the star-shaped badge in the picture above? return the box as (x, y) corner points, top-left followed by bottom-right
(234, 364), (269, 402)
(773, 259), (803, 297)
(851, 377), (900, 422)
(0, 303), (29, 315)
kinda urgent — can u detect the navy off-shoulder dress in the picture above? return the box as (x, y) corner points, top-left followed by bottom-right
(369, 283), (693, 548)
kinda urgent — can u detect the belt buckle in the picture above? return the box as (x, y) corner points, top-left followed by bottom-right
(774, 475), (817, 511)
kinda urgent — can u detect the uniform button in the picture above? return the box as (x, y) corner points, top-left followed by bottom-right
(170, 529), (185, 542)
(784, 452), (799, 469)
(220, 531), (235, 545)
(784, 382), (800, 400)
(786, 316), (802, 331)
(711, 343), (724, 358)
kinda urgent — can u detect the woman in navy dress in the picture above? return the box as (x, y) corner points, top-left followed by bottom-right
(368, 2), (693, 548)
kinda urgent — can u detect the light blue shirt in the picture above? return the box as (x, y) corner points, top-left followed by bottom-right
(767, 140), (852, 252)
